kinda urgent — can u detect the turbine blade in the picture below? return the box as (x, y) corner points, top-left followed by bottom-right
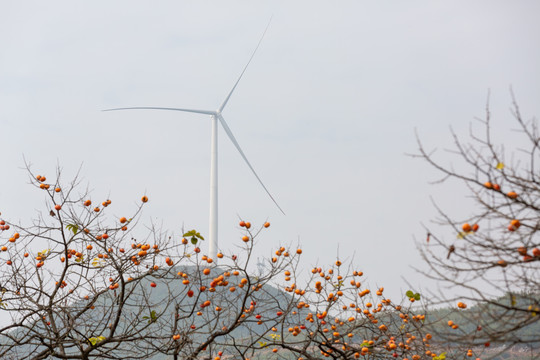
(218, 115), (285, 215)
(102, 107), (217, 116)
(218, 17), (272, 113)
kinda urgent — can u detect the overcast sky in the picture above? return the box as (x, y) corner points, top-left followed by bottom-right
(1, 1), (540, 301)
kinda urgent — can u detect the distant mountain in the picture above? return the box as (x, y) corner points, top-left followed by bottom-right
(1, 265), (301, 359)
(420, 292), (540, 360)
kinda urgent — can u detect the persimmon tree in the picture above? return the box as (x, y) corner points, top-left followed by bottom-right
(414, 96), (540, 357)
(1, 167), (440, 360)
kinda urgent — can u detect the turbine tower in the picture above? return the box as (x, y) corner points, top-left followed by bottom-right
(103, 23), (284, 260)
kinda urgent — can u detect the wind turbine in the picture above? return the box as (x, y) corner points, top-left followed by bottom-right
(103, 23), (284, 260)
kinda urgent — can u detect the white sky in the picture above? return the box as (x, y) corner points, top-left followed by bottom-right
(1, 1), (540, 302)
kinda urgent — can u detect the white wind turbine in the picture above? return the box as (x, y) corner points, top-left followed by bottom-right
(103, 24), (284, 260)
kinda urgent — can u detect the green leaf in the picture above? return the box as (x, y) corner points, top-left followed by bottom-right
(191, 237), (198, 245)
(406, 290), (421, 300)
(143, 310), (158, 324)
(258, 341), (268, 348)
(66, 224), (79, 235)
(183, 230), (204, 241)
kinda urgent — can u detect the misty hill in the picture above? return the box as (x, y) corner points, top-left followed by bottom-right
(1, 265), (302, 359)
